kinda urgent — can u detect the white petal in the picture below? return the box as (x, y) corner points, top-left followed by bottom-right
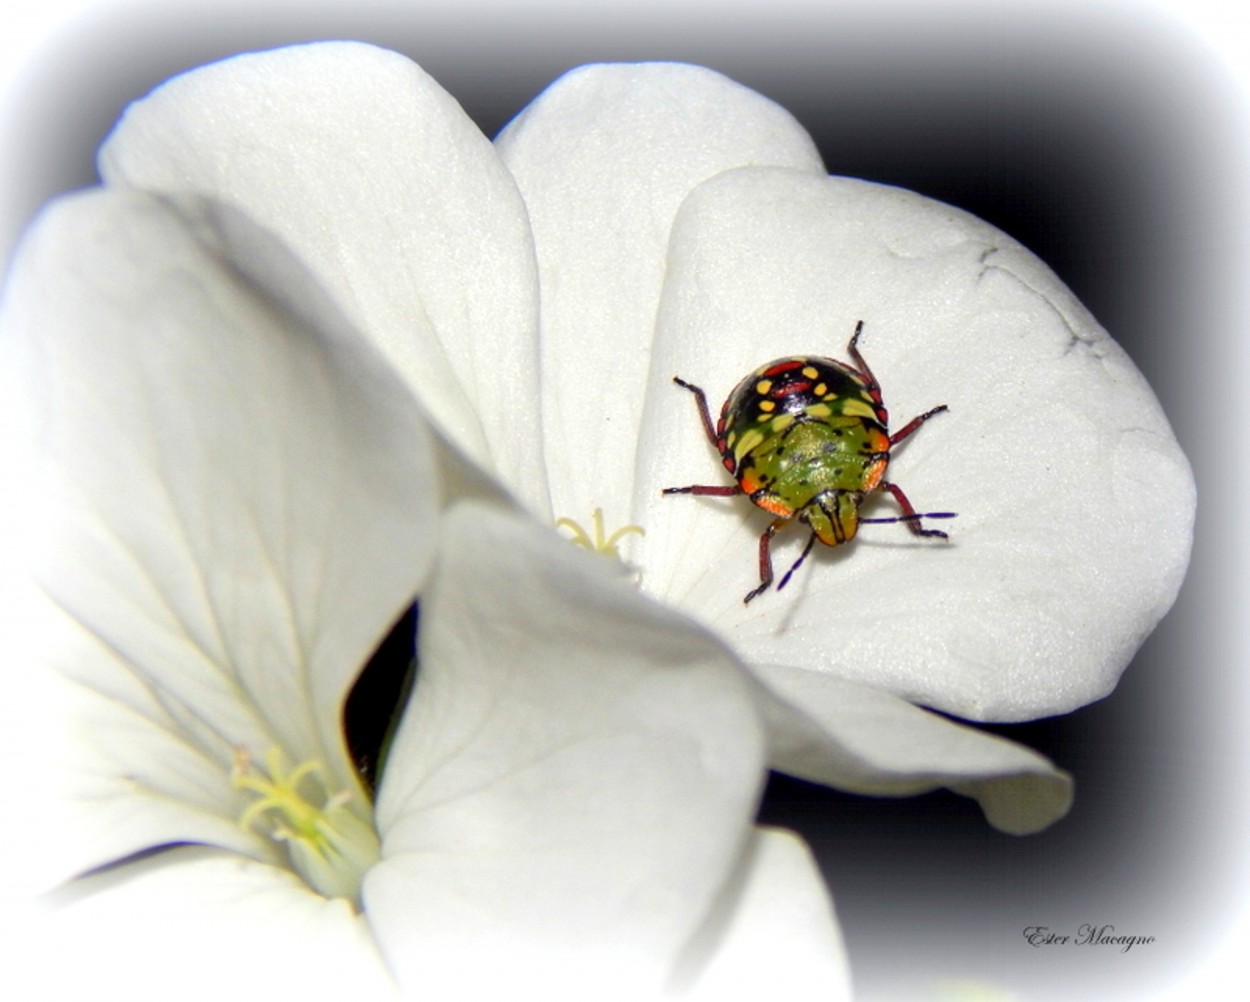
(496, 63), (825, 524)
(750, 664), (1072, 835)
(2, 847), (399, 1001)
(99, 42), (548, 513)
(638, 167), (1194, 720)
(2, 190), (438, 887)
(680, 827), (850, 1000)
(366, 499), (770, 996)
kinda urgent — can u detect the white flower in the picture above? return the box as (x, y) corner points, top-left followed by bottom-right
(0, 192), (845, 997)
(91, 40), (1191, 834)
(493, 62), (1196, 724)
(1, 37), (1193, 994)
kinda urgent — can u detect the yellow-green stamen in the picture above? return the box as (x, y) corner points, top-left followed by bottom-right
(555, 508), (645, 560)
(232, 746), (379, 905)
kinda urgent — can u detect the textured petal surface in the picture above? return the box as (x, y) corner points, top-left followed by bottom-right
(366, 500), (771, 996)
(1, 189), (438, 889)
(1, 848), (398, 1000)
(99, 42), (548, 513)
(681, 827), (850, 1000)
(637, 168), (1194, 720)
(750, 664), (1072, 834)
(496, 63), (825, 526)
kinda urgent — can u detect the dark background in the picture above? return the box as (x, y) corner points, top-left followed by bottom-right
(3, 3), (1245, 999)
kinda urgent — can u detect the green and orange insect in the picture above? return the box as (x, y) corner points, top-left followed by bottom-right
(663, 321), (955, 603)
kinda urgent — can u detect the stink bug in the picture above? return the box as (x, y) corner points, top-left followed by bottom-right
(663, 321), (955, 604)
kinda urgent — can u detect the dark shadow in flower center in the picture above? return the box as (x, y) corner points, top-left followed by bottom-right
(343, 602), (420, 798)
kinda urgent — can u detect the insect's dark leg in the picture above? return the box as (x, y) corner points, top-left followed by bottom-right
(661, 484), (742, 497)
(890, 405), (948, 447)
(845, 320), (881, 392)
(671, 376), (719, 449)
(777, 532), (819, 593)
(883, 481), (949, 539)
(745, 518), (789, 604)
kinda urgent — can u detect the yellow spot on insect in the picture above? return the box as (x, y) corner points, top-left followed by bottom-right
(556, 508), (645, 559)
(770, 413), (796, 433)
(755, 378), (773, 395)
(734, 428), (766, 464)
(726, 430), (737, 446)
(841, 398), (877, 420)
(802, 366), (819, 379)
(759, 399), (776, 413)
(814, 382), (828, 396)
(805, 403), (833, 419)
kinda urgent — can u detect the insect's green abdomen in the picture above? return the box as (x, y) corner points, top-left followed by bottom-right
(750, 418), (884, 505)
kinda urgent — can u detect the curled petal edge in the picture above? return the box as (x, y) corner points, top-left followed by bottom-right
(749, 662), (1073, 835)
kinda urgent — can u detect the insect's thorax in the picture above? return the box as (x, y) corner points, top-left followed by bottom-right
(723, 357), (887, 476)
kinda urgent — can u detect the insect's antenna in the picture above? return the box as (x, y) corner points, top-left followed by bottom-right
(859, 512), (958, 524)
(777, 532), (819, 592)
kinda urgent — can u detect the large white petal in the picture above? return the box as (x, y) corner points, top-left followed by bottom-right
(750, 664), (1071, 835)
(638, 167), (1194, 721)
(1, 848), (399, 1000)
(366, 499), (772, 997)
(1, 189), (439, 890)
(680, 827), (850, 1000)
(496, 62), (826, 524)
(98, 42), (548, 514)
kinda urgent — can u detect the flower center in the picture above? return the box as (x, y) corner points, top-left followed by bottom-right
(232, 746), (379, 906)
(555, 508), (645, 560)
